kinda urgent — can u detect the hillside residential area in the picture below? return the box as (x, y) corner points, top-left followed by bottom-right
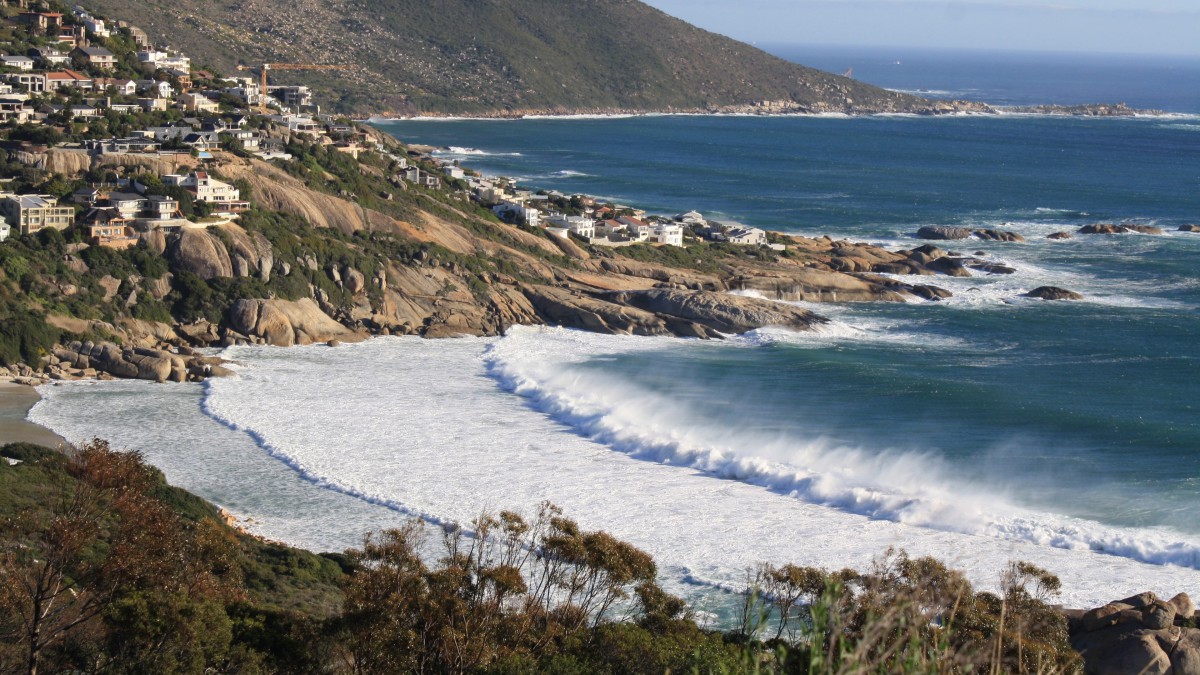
(0, 1), (782, 254)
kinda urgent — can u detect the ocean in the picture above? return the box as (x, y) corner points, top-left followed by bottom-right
(29, 48), (1200, 611)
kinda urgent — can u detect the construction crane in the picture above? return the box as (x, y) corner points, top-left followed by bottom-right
(236, 63), (353, 114)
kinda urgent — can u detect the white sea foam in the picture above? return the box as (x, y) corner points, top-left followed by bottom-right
(27, 332), (1200, 609)
(434, 146), (523, 157)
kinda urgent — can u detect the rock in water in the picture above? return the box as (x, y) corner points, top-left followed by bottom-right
(917, 226), (973, 240)
(1178, 224), (1200, 233)
(1048, 231), (1073, 240)
(1078, 224), (1130, 235)
(973, 228), (1026, 242)
(1025, 286), (1084, 301)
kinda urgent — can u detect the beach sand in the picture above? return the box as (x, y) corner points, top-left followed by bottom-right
(0, 381), (67, 448)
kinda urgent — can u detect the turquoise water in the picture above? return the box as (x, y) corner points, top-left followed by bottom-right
(372, 55), (1200, 548)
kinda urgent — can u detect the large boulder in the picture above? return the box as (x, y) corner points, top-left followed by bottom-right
(229, 298), (357, 346)
(1179, 224), (1200, 233)
(1025, 286), (1084, 301)
(167, 229), (234, 279)
(343, 267), (367, 294)
(1072, 625), (1171, 675)
(917, 226), (973, 240)
(1048, 231), (1073, 240)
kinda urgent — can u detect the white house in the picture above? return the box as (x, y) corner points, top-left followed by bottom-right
(546, 213), (595, 239)
(1, 55), (35, 71)
(651, 223), (684, 247)
(83, 17), (110, 37)
(137, 49), (190, 71)
(136, 79), (174, 99)
(0, 222), (11, 242)
(164, 170), (241, 205)
(492, 202), (541, 228)
(725, 226), (767, 246)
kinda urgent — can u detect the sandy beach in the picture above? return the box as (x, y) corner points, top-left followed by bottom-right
(0, 381), (67, 448)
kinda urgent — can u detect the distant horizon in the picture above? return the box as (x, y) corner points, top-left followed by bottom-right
(755, 42), (1200, 62)
(642, 1), (1200, 58)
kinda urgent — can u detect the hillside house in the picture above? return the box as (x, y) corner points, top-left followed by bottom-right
(6, 73), (45, 92)
(45, 70), (92, 91)
(651, 223), (684, 247)
(546, 213), (595, 239)
(0, 222), (10, 242)
(71, 46), (116, 70)
(82, 17), (110, 38)
(163, 172), (246, 211)
(724, 226), (767, 246)
(18, 12), (64, 34)
(30, 46), (70, 66)
(89, 222), (138, 248)
(1, 55), (35, 71)
(178, 92), (218, 113)
(268, 85), (311, 110)
(136, 79), (173, 99)
(219, 128), (260, 151)
(94, 77), (136, 95)
(136, 49), (190, 72)
(0, 96), (33, 123)
(0, 193), (75, 235)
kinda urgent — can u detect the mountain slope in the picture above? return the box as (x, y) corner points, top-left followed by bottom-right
(84, 0), (937, 115)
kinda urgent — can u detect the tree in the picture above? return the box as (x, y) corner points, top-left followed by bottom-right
(0, 440), (245, 674)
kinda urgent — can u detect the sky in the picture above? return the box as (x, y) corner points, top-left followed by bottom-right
(639, 0), (1200, 56)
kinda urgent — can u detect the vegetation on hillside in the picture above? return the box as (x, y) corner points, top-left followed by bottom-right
(1, 440), (1082, 674)
(76, 0), (930, 115)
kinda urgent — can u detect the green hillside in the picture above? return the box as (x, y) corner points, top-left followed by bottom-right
(80, 0), (933, 115)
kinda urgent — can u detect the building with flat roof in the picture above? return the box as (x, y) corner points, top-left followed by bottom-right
(0, 193), (75, 235)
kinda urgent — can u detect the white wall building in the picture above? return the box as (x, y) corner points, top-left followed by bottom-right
(0, 222), (10, 242)
(546, 213), (595, 239)
(164, 172), (240, 203)
(651, 223), (684, 247)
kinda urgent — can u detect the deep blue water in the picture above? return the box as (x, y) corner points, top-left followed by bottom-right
(371, 49), (1200, 543)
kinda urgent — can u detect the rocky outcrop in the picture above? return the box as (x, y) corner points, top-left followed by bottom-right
(50, 340), (228, 383)
(1049, 231), (1073, 240)
(729, 268), (912, 303)
(1026, 286), (1084, 301)
(523, 285), (679, 337)
(1078, 224), (1163, 236)
(974, 228), (1026, 242)
(1179, 225), (1200, 233)
(917, 226), (973, 241)
(1069, 591), (1198, 675)
(607, 288), (828, 336)
(227, 298), (361, 346)
(916, 226), (1024, 242)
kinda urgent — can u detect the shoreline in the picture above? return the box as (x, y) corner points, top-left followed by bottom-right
(0, 381), (68, 448)
(364, 102), (1181, 123)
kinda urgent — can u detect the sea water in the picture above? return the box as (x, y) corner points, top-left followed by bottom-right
(29, 48), (1200, 609)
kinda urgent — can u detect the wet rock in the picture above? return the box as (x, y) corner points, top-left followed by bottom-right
(1025, 286), (1084, 301)
(1079, 224), (1130, 235)
(1048, 231), (1073, 240)
(917, 226), (973, 240)
(1178, 224), (1200, 233)
(974, 228), (1025, 242)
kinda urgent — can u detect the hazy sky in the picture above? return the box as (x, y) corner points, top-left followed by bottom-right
(640, 0), (1200, 56)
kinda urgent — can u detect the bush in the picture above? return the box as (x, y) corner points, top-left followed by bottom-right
(0, 308), (61, 366)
